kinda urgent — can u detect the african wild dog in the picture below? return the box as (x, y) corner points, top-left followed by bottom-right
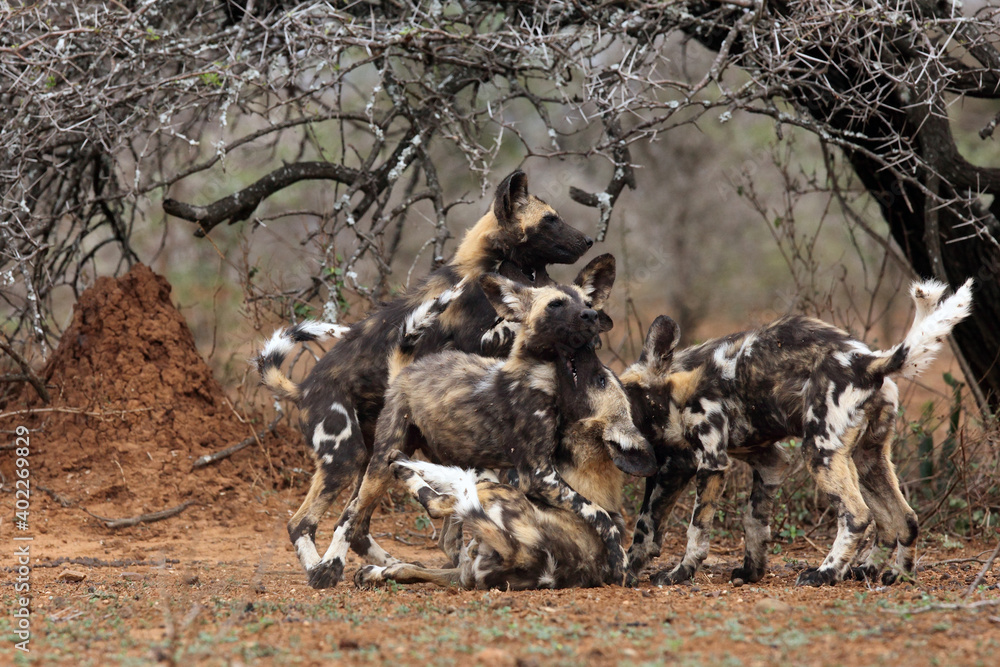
(354, 351), (650, 590)
(255, 171), (594, 588)
(622, 279), (973, 587)
(315, 261), (657, 588)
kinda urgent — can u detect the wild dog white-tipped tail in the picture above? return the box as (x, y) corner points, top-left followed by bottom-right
(393, 459), (483, 518)
(897, 278), (974, 379)
(908, 279), (950, 330)
(256, 320), (350, 401)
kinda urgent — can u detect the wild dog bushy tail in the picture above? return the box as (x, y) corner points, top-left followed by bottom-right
(869, 278), (974, 379)
(255, 321), (351, 402)
(387, 278), (468, 382)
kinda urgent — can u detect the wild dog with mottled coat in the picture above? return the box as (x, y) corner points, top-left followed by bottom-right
(622, 279), (973, 587)
(317, 261), (657, 588)
(354, 350), (652, 590)
(255, 171), (595, 588)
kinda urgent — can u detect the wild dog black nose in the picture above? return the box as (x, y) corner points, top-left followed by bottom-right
(585, 236), (594, 248)
(580, 309), (597, 322)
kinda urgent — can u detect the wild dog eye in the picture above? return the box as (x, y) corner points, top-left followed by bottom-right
(547, 299), (567, 310)
(596, 374), (607, 389)
(542, 214), (560, 227)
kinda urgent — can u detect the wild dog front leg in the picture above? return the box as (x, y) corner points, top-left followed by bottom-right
(650, 467), (728, 585)
(627, 453), (698, 577)
(524, 463), (632, 587)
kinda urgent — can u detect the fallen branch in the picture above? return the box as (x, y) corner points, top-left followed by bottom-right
(37, 484), (75, 508)
(84, 501), (195, 529)
(25, 556), (180, 569)
(191, 415), (282, 470)
(0, 406), (154, 421)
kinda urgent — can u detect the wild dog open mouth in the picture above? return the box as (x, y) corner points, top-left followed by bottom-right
(565, 353), (578, 386)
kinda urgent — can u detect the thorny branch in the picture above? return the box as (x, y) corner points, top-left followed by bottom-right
(2, 1), (999, 404)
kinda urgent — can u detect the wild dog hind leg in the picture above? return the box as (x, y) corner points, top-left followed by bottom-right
(731, 443), (791, 584)
(852, 384), (918, 585)
(797, 423), (872, 587)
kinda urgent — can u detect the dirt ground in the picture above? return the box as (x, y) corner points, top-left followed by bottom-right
(4, 494), (1000, 667)
(3, 265), (999, 666)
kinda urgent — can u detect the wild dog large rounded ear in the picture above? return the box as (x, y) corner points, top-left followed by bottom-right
(573, 253), (616, 311)
(493, 170), (529, 229)
(640, 316), (680, 373)
(480, 273), (531, 323)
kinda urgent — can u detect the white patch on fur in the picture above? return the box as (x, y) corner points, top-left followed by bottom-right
(700, 398), (723, 416)
(312, 403), (353, 451)
(712, 344), (738, 380)
(297, 320), (351, 339)
(295, 535), (321, 571)
(403, 282), (465, 340)
(403, 299), (441, 338)
(881, 378), (899, 408)
(848, 339), (872, 355)
(538, 552), (558, 588)
(261, 328), (295, 359)
(738, 333), (757, 359)
(321, 523), (350, 563)
(833, 350), (854, 368)
(579, 502), (600, 520)
(485, 502), (506, 528)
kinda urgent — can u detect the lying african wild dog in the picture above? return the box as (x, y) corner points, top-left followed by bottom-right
(354, 350), (649, 590)
(255, 171), (595, 588)
(318, 260), (657, 588)
(622, 279), (974, 587)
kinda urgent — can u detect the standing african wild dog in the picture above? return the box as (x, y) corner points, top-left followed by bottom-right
(255, 171), (595, 588)
(315, 262), (657, 588)
(354, 350), (651, 590)
(622, 279), (973, 587)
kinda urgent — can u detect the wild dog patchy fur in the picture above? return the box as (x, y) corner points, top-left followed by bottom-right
(313, 261), (656, 588)
(354, 351), (652, 590)
(622, 279), (974, 587)
(254, 171), (594, 588)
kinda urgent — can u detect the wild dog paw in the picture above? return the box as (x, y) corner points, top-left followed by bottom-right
(795, 566), (839, 587)
(307, 559), (344, 589)
(387, 450), (409, 465)
(847, 565), (879, 582)
(650, 564), (694, 586)
(353, 565), (386, 589)
(730, 564), (765, 584)
(880, 569), (914, 586)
